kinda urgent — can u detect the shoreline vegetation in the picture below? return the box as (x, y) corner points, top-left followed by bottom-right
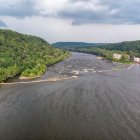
(54, 41), (140, 64)
(0, 29), (70, 82)
(19, 76), (42, 80)
(75, 49), (134, 64)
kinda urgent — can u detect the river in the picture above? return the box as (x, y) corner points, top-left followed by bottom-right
(0, 52), (140, 140)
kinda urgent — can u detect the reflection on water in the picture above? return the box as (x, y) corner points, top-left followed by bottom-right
(0, 52), (140, 140)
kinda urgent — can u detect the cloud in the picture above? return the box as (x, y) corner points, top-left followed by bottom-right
(0, 0), (38, 17)
(56, 0), (140, 25)
(0, 20), (7, 27)
(0, 0), (140, 25)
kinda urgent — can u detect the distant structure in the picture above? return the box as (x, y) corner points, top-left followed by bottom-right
(134, 57), (140, 63)
(97, 56), (103, 60)
(113, 53), (122, 60)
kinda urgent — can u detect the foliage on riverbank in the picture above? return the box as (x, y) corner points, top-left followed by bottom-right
(62, 40), (140, 63)
(0, 29), (70, 82)
(98, 41), (140, 57)
(72, 47), (132, 63)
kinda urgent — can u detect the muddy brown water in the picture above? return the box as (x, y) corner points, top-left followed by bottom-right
(0, 52), (140, 140)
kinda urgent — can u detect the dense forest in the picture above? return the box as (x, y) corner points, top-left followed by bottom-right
(97, 41), (140, 57)
(60, 41), (140, 63)
(0, 29), (70, 82)
(71, 47), (131, 63)
(52, 42), (105, 48)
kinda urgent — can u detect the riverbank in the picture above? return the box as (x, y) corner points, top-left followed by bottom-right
(1, 52), (134, 85)
(1, 53), (71, 84)
(19, 76), (42, 80)
(0, 76), (77, 85)
(69, 50), (134, 64)
(0, 29), (71, 83)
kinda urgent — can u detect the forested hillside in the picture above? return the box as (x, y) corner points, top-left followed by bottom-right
(52, 42), (104, 48)
(60, 40), (140, 63)
(97, 41), (140, 57)
(0, 29), (70, 82)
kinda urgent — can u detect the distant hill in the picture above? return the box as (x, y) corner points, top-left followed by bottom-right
(0, 29), (70, 82)
(52, 42), (105, 48)
(66, 40), (140, 63)
(53, 41), (140, 57)
(98, 40), (140, 54)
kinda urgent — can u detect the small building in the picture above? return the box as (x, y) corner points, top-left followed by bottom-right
(97, 56), (103, 60)
(134, 57), (140, 63)
(113, 53), (122, 60)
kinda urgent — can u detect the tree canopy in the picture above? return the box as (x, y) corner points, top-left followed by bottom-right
(0, 29), (70, 82)
(59, 40), (140, 63)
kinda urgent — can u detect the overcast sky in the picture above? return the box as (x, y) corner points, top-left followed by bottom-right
(0, 0), (140, 43)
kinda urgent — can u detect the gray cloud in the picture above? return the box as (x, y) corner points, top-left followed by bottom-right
(0, 0), (38, 17)
(0, 0), (140, 25)
(0, 20), (7, 27)
(57, 0), (140, 25)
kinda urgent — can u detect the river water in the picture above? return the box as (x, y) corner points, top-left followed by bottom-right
(0, 52), (140, 140)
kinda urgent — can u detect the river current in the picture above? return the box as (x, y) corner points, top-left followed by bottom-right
(0, 52), (140, 140)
